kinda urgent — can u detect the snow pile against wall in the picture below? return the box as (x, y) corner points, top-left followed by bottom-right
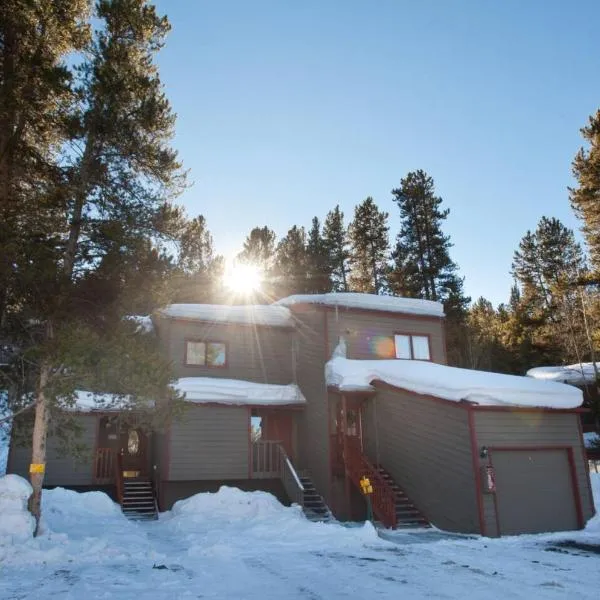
(175, 378), (306, 406)
(158, 304), (293, 328)
(0, 475), (35, 544)
(527, 363), (600, 385)
(0, 391), (9, 475)
(274, 292), (444, 318)
(326, 356), (583, 409)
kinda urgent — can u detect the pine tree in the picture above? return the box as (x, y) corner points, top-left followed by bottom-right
(570, 109), (600, 271)
(306, 217), (332, 293)
(237, 226), (277, 273)
(273, 225), (308, 297)
(3, 0), (185, 533)
(511, 216), (587, 366)
(0, 0), (89, 325)
(323, 205), (351, 292)
(348, 197), (390, 294)
(390, 170), (470, 365)
(173, 214), (224, 303)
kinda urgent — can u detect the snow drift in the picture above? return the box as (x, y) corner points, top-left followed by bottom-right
(0, 474), (35, 544)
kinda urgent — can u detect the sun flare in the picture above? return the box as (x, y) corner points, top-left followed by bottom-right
(223, 263), (263, 294)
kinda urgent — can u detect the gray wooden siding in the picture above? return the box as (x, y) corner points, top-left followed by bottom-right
(293, 309), (331, 506)
(159, 319), (294, 384)
(325, 309), (446, 364)
(8, 415), (97, 486)
(363, 389), (480, 533)
(168, 405), (250, 480)
(474, 411), (594, 535)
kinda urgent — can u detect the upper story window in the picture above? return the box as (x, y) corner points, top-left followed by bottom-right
(185, 340), (227, 367)
(394, 334), (431, 361)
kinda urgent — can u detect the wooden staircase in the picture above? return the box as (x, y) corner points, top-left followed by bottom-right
(376, 467), (430, 529)
(299, 475), (333, 523)
(120, 479), (158, 521)
(343, 436), (429, 529)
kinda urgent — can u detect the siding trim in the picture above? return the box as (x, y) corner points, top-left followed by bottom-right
(576, 415), (596, 518)
(473, 405), (588, 414)
(327, 386), (376, 398)
(162, 316), (294, 332)
(488, 446), (584, 533)
(441, 318), (448, 364)
(91, 415), (100, 483)
(321, 305), (446, 324)
(467, 407), (486, 535)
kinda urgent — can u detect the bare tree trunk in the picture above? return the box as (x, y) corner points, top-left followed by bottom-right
(28, 358), (50, 536)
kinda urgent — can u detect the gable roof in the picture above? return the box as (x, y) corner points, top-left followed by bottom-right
(157, 304), (293, 328)
(274, 292), (444, 318)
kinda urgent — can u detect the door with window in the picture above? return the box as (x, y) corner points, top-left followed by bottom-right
(119, 425), (149, 478)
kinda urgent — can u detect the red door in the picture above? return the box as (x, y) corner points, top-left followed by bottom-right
(262, 411), (294, 459)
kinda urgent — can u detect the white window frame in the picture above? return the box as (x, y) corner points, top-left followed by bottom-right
(394, 334), (431, 361)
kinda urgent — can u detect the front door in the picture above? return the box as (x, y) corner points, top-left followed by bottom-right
(119, 425), (149, 478)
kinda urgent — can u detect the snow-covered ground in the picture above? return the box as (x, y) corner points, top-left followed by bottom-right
(0, 476), (599, 599)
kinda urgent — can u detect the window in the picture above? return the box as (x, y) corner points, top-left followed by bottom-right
(185, 341), (227, 367)
(394, 334), (431, 361)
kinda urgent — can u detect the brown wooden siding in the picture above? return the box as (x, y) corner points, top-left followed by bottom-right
(158, 319), (294, 384)
(473, 411), (594, 536)
(362, 388), (480, 533)
(325, 308), (446, 364)
(8, 414), (97, 486)
(167, 405), (249, 480)
(293, 309), (331, 506)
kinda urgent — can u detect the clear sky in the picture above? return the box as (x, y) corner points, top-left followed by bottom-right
(153, 0), (600, 306)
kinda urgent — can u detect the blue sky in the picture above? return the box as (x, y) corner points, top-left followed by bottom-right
(153, 0), (600, 306)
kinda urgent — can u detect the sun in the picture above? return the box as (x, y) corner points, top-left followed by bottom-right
(223, 263), (263, 294)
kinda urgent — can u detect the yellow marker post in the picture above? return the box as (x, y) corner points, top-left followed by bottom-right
(29, 463), (45, 474)
(360, 475), (374, 522)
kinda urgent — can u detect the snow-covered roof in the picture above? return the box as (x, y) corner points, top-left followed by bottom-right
(125, 315), (154, 333)
(158, 304), (293, 328)
(71, 391), (135, 412)
(326, 355), (583, 409)
(274, 293), (444, 318)
(175, 377), (306, 407)
(526, 363), (600, 386)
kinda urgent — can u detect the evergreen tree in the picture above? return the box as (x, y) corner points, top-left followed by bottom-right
(348, 197), (390, 294)
(273, 225), (308, 297)
(511, 217), (587, 366)
(2, 0), (185, 533)
(0, 0), (89, 325)
(570, 109), (600, 271)
(390, 170), (470, 365)
(323, 205), (351, 292)
(173, 214), (224, 303)
(306, 217), (332, 293)
(237, 226), (277, 273)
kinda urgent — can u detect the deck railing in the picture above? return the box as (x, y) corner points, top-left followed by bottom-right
(344, 435), (397, 528)
(94, 447), (115, 483)
(252, 441), (304, 507)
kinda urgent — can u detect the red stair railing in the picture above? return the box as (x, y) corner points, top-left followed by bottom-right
(344, 436), (397, 528)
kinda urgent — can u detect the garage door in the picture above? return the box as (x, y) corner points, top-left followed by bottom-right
(492, 449), (579, 535)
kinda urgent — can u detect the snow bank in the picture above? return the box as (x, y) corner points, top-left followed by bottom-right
(170, 486), (295, 523)
(0, 475), (34, 543)
(175, 377), (306, 406)
(274, 292), (444, 318)
(527, 362), (600, 385)
(327, 356), (583, 408)
(158, 304), (293, 328)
